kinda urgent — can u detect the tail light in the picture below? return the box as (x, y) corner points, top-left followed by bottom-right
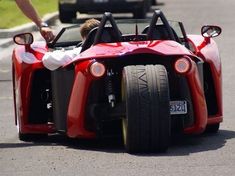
(174, 57), (191, 74)
(89, 62), (106, 78)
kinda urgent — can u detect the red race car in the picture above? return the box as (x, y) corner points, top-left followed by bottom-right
(12, 10), (222, 153)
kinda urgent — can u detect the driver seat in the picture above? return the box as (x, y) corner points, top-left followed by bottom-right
(142, 24), (181, 43)
(80, 27), (99, 52)
(81, 26), (122, 52)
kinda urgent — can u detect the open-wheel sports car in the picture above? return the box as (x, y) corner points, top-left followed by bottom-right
(12, 10), (222, 153)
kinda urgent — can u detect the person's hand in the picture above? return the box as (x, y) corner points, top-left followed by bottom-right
(40, 27), (55, 42)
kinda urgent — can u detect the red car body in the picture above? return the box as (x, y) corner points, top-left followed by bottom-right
(12, 11), (222, 152)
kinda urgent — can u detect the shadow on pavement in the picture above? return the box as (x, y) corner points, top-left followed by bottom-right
(0, 129), (235, 155)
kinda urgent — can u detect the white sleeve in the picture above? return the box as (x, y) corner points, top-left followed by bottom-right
(42, 48), (81, 71)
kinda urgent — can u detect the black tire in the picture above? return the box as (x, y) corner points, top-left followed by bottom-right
(205, 123), (220, 133)
(14, 66), (48, 142)
(133, 8), (146, 19)
(122, 65), (171, 153)
(59, 5), (76, 23)
(152, 0), (157, 5)
(133, 0), (150, 19)
(19, 133), (48, 142)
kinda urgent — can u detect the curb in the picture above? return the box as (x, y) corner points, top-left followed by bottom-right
(0, 38), (14, 48)
(0, 12), (58, 48)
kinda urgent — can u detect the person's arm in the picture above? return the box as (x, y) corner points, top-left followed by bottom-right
(15, 0), (54, 42)
(15, 0), (42, 27)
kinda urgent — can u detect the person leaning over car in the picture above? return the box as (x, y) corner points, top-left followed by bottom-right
(15, 0), (55, 42)
(42, 19), (100, 70)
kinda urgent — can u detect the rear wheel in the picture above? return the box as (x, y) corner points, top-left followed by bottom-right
(133, 0), (150, 19)
(205, 123), (220, 133)
(122, 65), (171, 153)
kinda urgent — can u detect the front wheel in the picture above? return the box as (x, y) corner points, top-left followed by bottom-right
(204, 123), (220, 133)
(122, 65), (171, 153)
(19, 133), (48, 142)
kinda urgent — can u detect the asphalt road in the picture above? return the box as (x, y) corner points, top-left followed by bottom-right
(1, 0), (235, 175)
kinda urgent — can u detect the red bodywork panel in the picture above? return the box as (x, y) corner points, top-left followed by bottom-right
(65, 40), (193, 66)
(12, 42), (56, 134)
(12, 37), (222, 137)
(187, 35), (223, 126)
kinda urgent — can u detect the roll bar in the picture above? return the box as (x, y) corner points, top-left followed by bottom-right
(93, 12), (122, 45)
(147, 10), (176, 41)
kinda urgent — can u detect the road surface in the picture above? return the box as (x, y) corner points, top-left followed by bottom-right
(1, 0), (235, 175)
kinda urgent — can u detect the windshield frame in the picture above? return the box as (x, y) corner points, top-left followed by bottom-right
(48, 12), (189, 49)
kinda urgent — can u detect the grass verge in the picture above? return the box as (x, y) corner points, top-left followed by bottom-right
(0, 0), (57, 29)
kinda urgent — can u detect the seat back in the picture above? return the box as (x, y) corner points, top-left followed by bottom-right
(97, 26), (122, 43)
(81, 27), (99, 52)
(142, 24), (180, 42)
(142, 24), (170, 40)
(81, 26), (122, 52)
